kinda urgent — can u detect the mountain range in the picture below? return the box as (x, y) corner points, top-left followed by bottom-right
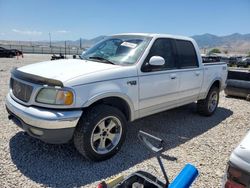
(191, 33), (250, 54)
(1, 33), (250, 54)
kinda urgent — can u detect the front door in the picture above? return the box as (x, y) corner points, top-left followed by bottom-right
(138, 38), (180, 117)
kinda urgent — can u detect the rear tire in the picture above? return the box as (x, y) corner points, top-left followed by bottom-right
(74, 104), (127, 161)
(197, 86), (219, 116)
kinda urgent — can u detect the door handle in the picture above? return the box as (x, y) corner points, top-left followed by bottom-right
(170, 74), (177, 79)
(195, 71), (200, 76)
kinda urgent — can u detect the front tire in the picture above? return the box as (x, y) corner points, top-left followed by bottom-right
(197, 86), (219, 116)
(74, 104), (127, 161)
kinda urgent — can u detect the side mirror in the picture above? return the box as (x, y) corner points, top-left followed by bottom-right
(149, 56), (165, 66)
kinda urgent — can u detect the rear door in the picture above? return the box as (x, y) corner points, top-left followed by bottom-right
(138, 38), (180, 115)
(174, 39), (203, 101)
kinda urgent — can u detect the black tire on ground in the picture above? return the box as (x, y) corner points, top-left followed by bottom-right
(197, 86), (219, 116)
(73, 104), (127, 161)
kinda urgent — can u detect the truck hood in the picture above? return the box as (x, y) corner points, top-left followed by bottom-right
(230, 131), (250, 173)
(18, 59), (121, 84)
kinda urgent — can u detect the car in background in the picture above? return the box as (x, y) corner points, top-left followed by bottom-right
(10, 49), (23, 56)
(0, 47), (22, 58)
(0, 47), (16, 58)
(202, 55), (221, 63)
(228, 56), (242, 66)
(237, 57), (250, 68)
(221, 56), (229, 64)
(51, 53), (65, 60)
(223, 131), (250, 188)
(201, 54), (229, 64)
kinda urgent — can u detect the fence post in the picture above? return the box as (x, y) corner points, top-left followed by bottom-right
(65, 41), (66, 57)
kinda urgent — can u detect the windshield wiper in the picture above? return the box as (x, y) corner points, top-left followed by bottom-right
(88, 56), (115, 65)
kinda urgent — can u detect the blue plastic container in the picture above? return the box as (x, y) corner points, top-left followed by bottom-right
(169, 163), (198, 188)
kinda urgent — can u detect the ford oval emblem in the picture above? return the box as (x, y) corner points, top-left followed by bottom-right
(15, 83), (22, 94)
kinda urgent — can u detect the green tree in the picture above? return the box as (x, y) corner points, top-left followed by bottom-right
(209, 48), (221, 54)
(247, 51), (250, 57)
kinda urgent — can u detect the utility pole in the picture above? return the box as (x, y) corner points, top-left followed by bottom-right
(80, 38), (82, 49)
(49, 32), (51, 48)
(65, 40), (66, 57)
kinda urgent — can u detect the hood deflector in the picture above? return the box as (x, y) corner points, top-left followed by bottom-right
(11, 68), (64, 87)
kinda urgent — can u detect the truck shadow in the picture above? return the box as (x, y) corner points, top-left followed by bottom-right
(9, 104), (233, 187)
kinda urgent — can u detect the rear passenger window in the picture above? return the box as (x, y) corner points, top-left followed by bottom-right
(175, 40), (199, 68)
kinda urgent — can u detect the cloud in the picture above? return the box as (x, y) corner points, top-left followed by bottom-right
(0, 32), (5, 36)
(56, 30), (70, 34)
(12, 29), (42, 35)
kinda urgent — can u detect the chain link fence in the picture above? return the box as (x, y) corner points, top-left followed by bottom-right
(0, 44), (84, 55)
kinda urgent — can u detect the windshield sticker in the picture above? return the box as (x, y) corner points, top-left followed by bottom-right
(121, 42), (137, 48)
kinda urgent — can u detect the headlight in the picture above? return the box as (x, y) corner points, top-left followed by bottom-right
(36, 88), (74, 105)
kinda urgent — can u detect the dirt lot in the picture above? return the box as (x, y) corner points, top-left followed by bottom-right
(0, 54), (249, 187)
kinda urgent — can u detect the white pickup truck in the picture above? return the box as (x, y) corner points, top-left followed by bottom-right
(6, 33), (227, 161)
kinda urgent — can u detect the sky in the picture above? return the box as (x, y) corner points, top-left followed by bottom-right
(0, 0), (249, 41)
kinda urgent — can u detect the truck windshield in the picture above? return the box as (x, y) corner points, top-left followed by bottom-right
(81, 35), (152, 65)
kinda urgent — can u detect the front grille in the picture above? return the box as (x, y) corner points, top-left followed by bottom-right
(10, 78), (33, 102)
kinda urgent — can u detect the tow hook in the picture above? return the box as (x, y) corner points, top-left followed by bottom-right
(8, 114), (13, 120)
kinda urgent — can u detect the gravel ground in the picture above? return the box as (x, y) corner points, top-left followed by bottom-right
(0, 54), (249, 188)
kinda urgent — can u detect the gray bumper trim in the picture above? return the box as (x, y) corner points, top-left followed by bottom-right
(7, 110), (75, 144)
(5, 93), (82, 129)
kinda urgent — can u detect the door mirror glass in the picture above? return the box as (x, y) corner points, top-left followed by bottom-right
(149, 56), (165, 66)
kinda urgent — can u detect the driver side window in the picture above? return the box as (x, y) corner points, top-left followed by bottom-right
(142, 38), (176, 72)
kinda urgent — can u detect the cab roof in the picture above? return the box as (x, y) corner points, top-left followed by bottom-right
(112, 33), (193, 41)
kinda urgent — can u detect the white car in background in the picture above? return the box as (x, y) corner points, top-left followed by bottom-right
(223, 131), (250, 188)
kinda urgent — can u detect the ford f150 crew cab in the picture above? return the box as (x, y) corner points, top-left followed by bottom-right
(6, 33), (228, 161)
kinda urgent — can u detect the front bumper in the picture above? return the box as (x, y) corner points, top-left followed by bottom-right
(5, 93), (82, 144)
